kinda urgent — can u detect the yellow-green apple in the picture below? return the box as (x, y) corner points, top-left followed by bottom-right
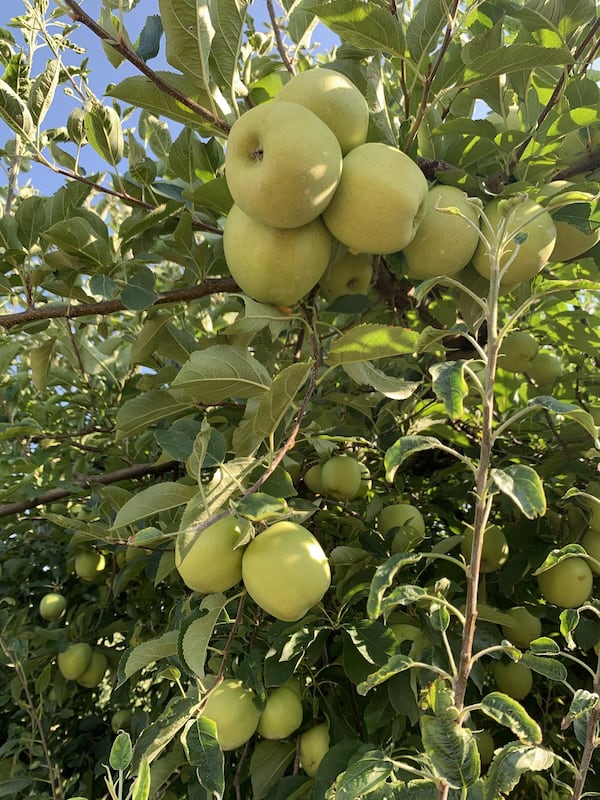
(74, 550), (106, 582)
(299, 722), (330, 776)
(525, 350), (563, 387)
(320, 455), (363, 500)
(461, 525), (509, 573)
(585, 481), (600, 533)
(538, 180), (600, 261)
(472, 197), (556, 286)
(257, 685), (303, 740)
(77, 650), (109, 688)
(474, 729), (495, 767)
(175, 515), (250, 594)
(223, 203), (332, 307)
(403, 185), (481, 279)
(537, 556), (593, 608)
(500, 606), (542, 648)
(493, 660), (533, 700)
(275, 67), (369, 155)
(111, 709), (132, 733)
(201, 679), (260, 751)
(241, 521), (331, 621)
(498, 330), (539, 372)
(377, 503), (425, 552)
(225, 101), (342, 228)
(303, 463), (325, 495)
(322, 142), (428, 255)
(58, 643), (93, 680)
(39, 592), (67, 621)
(319, 250), (373, 300)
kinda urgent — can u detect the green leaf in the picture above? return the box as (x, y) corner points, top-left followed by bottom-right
(132, 696), (198, 771)
(421, 716), (480, 790)
(209, 0), (250, 98)
(109, 731), (133, 771)
(479, 692), (542, 744)
(117, 630), (179, 685)
(171, 345), (272, 404)
(0, 77), (33, 137)
(406, 0), (447, 62)
(327, 324), (417, 366)
(384, 435), (463, 483)
(527, 395), (599, 444)
(483, 742), (554, 800)
(561, 689), (599, 730)
(532, 543), (588, 575)
(116, 389), (193, 440)
(30, 338), (55, 392)
(155, 419), (203, 461)
(235, 492), (289, 522)
(332, 749), (394, 799)
(28, 58), (60, 125)
(356, 653), (414, 695)
(429, 361), (469, 419)
(367, 552), (424, 619)
(111, 482), (198, 529)
(490, 464), (546, 519)
(184, 718), (225, 797)
(121, 266), (159, 310)
(342, 360), (421, 400)
(136, 14), (163, 61)
(250, 740), (296, 800)
(519, 652), (568, 683)
(461, 42), (571, 83)
(84, 101), (123, 165)
(159, 0), (214, 92)
(131, 756), (151, 800)
(180, 594), (228, 679)
(42, 216), (112, 268)
(309, 1), (405, 57)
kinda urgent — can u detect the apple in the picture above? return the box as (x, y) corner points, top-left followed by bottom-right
(39, 592), (67, 621)
(582, 529), (600, 574)
(322, 142), (428, 255)
(472, 197), (556, 286)
(274, 67), (369, 155)
(500, 606), (542, 648)
(77, 650), (109, 688)
(303, 463), (325, 495)
(403, 185), (481, 279)
(299, 722), (330, 776)
(241, 521), (331, 622)
(111, 709), (132, 734)
(225, 100), (342, 229)
(537, 556), (593, 608)
(474, 729), (495, 766)
(201, 679), (260, 751)
(257, 685), (303, 740)
(175, 515), (250, 594)
(525, 350), (563, 387)
(223, 203), (332, 307)
(461, 525), (509, 573)
(319, 250), (374, 300)
(377, 503), (425, 552)
(320, 455), (363, 500)
(498, 331), (539, 373)
(74, 550), (106, 582)
(538, 181), (600, 261)
(493, 660), (533, 700)
(585, 481), (600, 533)
(57, 643), (93, 680)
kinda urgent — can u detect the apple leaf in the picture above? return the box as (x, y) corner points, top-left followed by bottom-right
(519, 652), (568, 683)
(184, 719), (225, 798)
(131, 696), (198, 772)
(327, 324), (418, 365)
(342, 360), (421, 400)
(116, 389), (193, 440)
(328, 750), (394, 800)
(109, 732), (133, 771)
(490, 464), (547, 518)
(356, 654), (414, 695)
(384, 435), (469, 483)
(250, 740), (296, 800)
(180, 595), (228, 679)
(479, 693), (542, 745)
(117, 630), (179, 686)
(309, 1), (405, 57)
(561, 689), (599, 730)
(532, 544), (588, 575)
(158, 0), (214, 94)
(429, 360), (469, 419)
(111, 482), (198, 530)
(421, 716), (480, 790)
(483, 743), (554, 799)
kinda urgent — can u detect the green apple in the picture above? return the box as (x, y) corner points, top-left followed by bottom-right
(474, 729), (495, 766)
(537, 556), (593, 608)
(257, 685), (303, 740)
(241, 521), (331, 622)
(472, 197), (556, 286)
(322, 142), (428, 255)
(77, 650), (109, 688)
(223, 203), (332, 307)
(303, 463), (325, 495)
(320, 455), (363, 500)
(525, 350), (563, 387)
(319, 250), (373, 300)
(39, 592), (67, 621)
(225, 100), (342, 229)
(585, 481), (600, 533)
(498, 331), (539, 373)
(58, 642), (93, 680)
(377, 503), (425, 552)
(500, 606), (542, 648)
(201, 679), (260, 751)
(582, 529), (600, 574)
(403, 185), (481, 279)
(74, 550), (106, 582)
(111, 709), (132, 734)
(299, 722), (330, 776)
(461, 525), (509, 573)
(175, 515), (250, 594)
(275, 67), (369, 155)
(538, 181), (600, 262)
(493, 660), (533, 700)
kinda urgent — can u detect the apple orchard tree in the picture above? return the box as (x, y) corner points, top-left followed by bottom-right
(1, 1), (600, 798)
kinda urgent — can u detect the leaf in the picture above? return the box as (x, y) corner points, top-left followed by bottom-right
(28, 58), (60, 126)
(490, 464), (546, 519)
(171, 346), (272, 404)
(250, 740), (296, 800)
(121, 266), (159, 310)
(479, 692), (542, 744)
(327, 324), (417, 365)
(159, 0), (214, 92)
(421, 716), (480, 790)
(111, 482), (198, 529)
(483, 742), (554, 800)
(561, 689), (599, 730)
(519, 652), (568, 683)
(84, 101), (123, 165)
(342, 361), (421, 399)
(532, 543), (588, 575)
(527, 395), (599, 444)
(0, 77), (33, 137)
(356, 653), (414, 695)
(109, 732), (133, 771)
(155, 419), (203, 461)
(209, 0), (249, 98)
(309, 1), (405, 57)
(461, 42), (571, 82)
(184, 718), (225, 798)
(132, 696), (198, 771)
(180, 594), (228, 679)
(117, 630), (179, 685)
(116, 389), (193, 440)
(406, 0), (447, 61)
(384, 435), (463, 483)
(366, 552), (424, 619)
(429, 361), (469, 419)
(331, 750), (394, 799)
(30, 338), (55, 392)
(136, 14), (163, 61)
(131, 757), (151, 800)
(235, 493), (289, 522)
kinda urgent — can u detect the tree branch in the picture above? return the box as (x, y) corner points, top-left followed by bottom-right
(266, 0), (295, 75)
(0, 278), (238, 330)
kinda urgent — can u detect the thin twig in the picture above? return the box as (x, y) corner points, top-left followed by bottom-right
(266, 0), (295, 75)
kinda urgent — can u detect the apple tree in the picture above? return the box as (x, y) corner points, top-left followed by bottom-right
(0, 1), (599, 799)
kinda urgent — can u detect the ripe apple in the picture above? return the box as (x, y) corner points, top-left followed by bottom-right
(77, 650), (109, 688)
(498, 331), (539, 373)
(303, 463), (325, 495)
(57, 643), (93, 680)
(322, 142), (428, 255)
(257, 685), (304, 740)
(474, 729), (495, 766)
(461, 525), (509, 573)
(299, 722), (330, 776)
(225, 100), (342, 229)
(74, 550), (106, 582)
(201, 679), (260, 751)
(525, 350), (563, 387)
(582, 529), (600, 574)
(403, 185), (481, 279)
(223, 203), (332, 307)
(377, 503), (425, 552)
(500, 606), (542, 648)
(320, 455), (363, 500)
(175, 515), (250, 594)
(538, 181), (600, 262)
(241, 521), (331, 622)
(493, 660), (533, 700)
(39, 592), (67, 621)
(275, 67), (369, 155)
(472, 197), (556, 286)
(319, 250), (373, 300)
(537, 556), (593, 608)
(111, 709), (132, 734)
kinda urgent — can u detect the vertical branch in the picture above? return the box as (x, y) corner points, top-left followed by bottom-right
(571, 649), (600, 799)
(266, 0), (296, 75)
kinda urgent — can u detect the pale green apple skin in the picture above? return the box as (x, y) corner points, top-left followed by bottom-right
(526, 350), (563, 387)
(257, 685), (303, 739)
(538, 181), (600, 262)
(377, 503), (426, 552)
(77, 650), (109, 688)
(201, 679), (260, 751)
(537, 557), (593, 608)
(319, 250), (373, 300)
(58, 643), (93, 680)
(175, 516), (250, 594)
(299, 722), (330, 776)
(501, 606), (542, 648)
(39, 592), (67, 621)
(223, 204), (332, 307)
(472, 198), (556, 285)
(403, 185), (481, 279)
(275, 67), (369, 155)
(225, 101), (342, 229)
(322, 143), (428, 255)
(493, 661), (533, 700)
(498, 331), (539, 373)
(320, 455), (363, 500)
